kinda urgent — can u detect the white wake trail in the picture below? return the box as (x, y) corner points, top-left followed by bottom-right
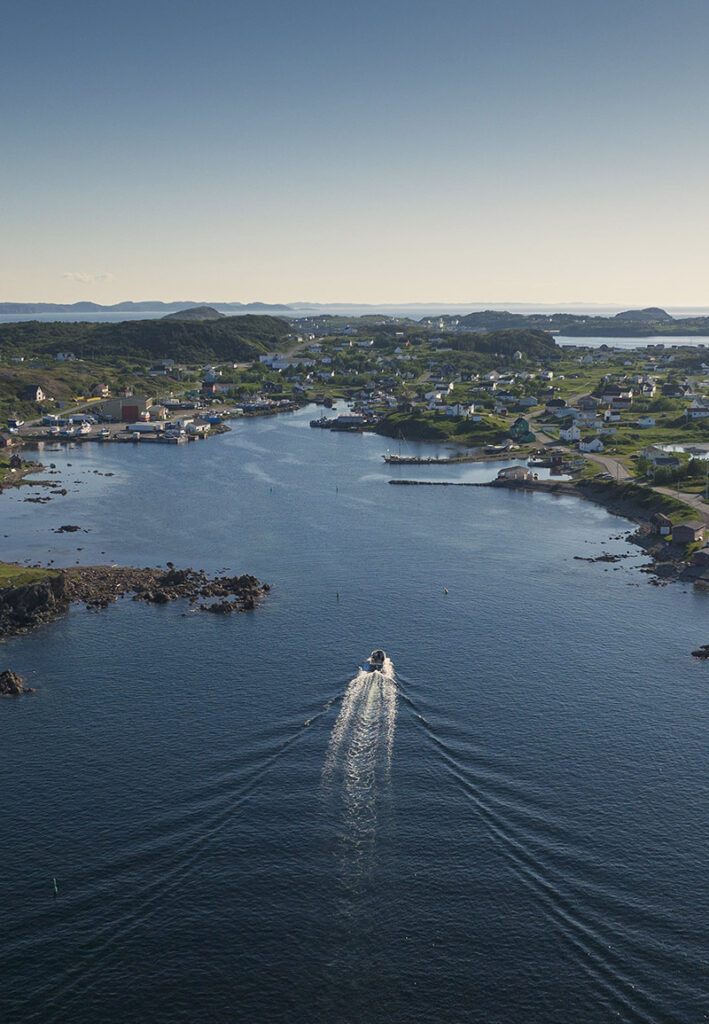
(322, 659), (398, 877)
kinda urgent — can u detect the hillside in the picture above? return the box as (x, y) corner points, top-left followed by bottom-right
(0, 315), (290, 364)
(163, 306), (225, 321)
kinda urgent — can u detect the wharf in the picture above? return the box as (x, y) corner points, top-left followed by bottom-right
(383, 450), (525, 465)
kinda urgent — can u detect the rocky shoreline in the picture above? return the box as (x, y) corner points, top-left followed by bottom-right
(0, 564), (269, 642)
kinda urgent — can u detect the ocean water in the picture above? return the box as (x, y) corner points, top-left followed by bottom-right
(2, 407), (708, 1023)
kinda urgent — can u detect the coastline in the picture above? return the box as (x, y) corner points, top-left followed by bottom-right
(0, 563), (269, 643)
(390, 476), (709, 586)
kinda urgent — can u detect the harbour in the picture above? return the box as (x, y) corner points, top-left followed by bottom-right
(2, 405), (708, 1024)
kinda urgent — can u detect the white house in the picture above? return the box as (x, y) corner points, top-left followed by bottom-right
(579, 436), (604, 453)
(688, 397), (709, 419)
(445, 403), (475, 417)
(559, 424), (580, 442)
(637, 416), (656, 428)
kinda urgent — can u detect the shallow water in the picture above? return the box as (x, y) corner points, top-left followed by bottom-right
(2, 406), (708, 1023)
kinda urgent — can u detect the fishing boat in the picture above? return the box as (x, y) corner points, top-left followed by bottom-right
(364, 649), (386, 672)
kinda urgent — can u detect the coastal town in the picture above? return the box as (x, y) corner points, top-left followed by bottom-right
(4, 310), (709, 583)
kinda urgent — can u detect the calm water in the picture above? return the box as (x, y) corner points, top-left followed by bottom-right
(2, 407), (708, 1023)
(556, 334), (709, 350)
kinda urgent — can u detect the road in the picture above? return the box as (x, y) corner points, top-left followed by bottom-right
(581, 452), (632, 481)
(654, 486), (709, 524)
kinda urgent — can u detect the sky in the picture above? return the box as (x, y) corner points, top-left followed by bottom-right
(2, 0), (709, 305)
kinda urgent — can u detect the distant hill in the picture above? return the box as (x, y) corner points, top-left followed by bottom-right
(0, 315), (290, 363)
(0, 301), (295, 315)
(163, 305), (225, 321)
(614, 307), (673, 322)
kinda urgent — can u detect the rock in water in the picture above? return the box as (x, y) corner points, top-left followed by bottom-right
(0, 670), (34, 695)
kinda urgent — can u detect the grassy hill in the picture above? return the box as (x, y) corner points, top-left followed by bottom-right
(0, 315), (290, 364)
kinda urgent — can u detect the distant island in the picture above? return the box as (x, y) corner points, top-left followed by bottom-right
(2, 301), (709, 336)
(162, 305), (226, 321)
(421, 307), (709, 337)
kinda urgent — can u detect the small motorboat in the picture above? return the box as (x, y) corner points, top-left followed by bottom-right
(364, 649), (386, 672)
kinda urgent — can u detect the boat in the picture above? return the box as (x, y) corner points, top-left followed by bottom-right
(364, 649), (386, 672)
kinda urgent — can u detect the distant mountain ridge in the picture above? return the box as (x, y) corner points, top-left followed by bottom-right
(0, 301), (295, 314)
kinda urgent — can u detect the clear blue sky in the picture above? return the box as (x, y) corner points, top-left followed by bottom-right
(3, 0), (708, 303)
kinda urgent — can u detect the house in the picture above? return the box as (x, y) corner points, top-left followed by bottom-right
(642, 446), (680, 468)
(578, 395), (600, 411)
(579, 436), (604, 453)
(509, 416), (536, 443)
(496, 466), (535, 482)
(55, 352), (76, 362)
(445, 403), (474, 417)
(637, 416), (656, 428)
(0, 433), (13, 448)
(518, 396), (538, 409)
(662, 382), (688, 398)
(603, 409), (621, 422)
(24, 385), (45, 402)
(673, 521), (706, 544)
(545, 398), (566, 413)
(687, 397), (709, 419)
(692, 544), (709, 566)
(559, 424), (580, 442)
(9, 453), (22, 468)
(90, 383), (110, 398)
(650, 512), (672, 536)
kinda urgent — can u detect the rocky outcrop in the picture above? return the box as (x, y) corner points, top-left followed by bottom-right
(0, 565), (269, 641)
(63, 566), (269, 613)
(0, 575), (69, 638)
(0, 670), (34, 695)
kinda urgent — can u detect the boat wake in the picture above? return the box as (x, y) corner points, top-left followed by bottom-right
(322, 658), (397, 880)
